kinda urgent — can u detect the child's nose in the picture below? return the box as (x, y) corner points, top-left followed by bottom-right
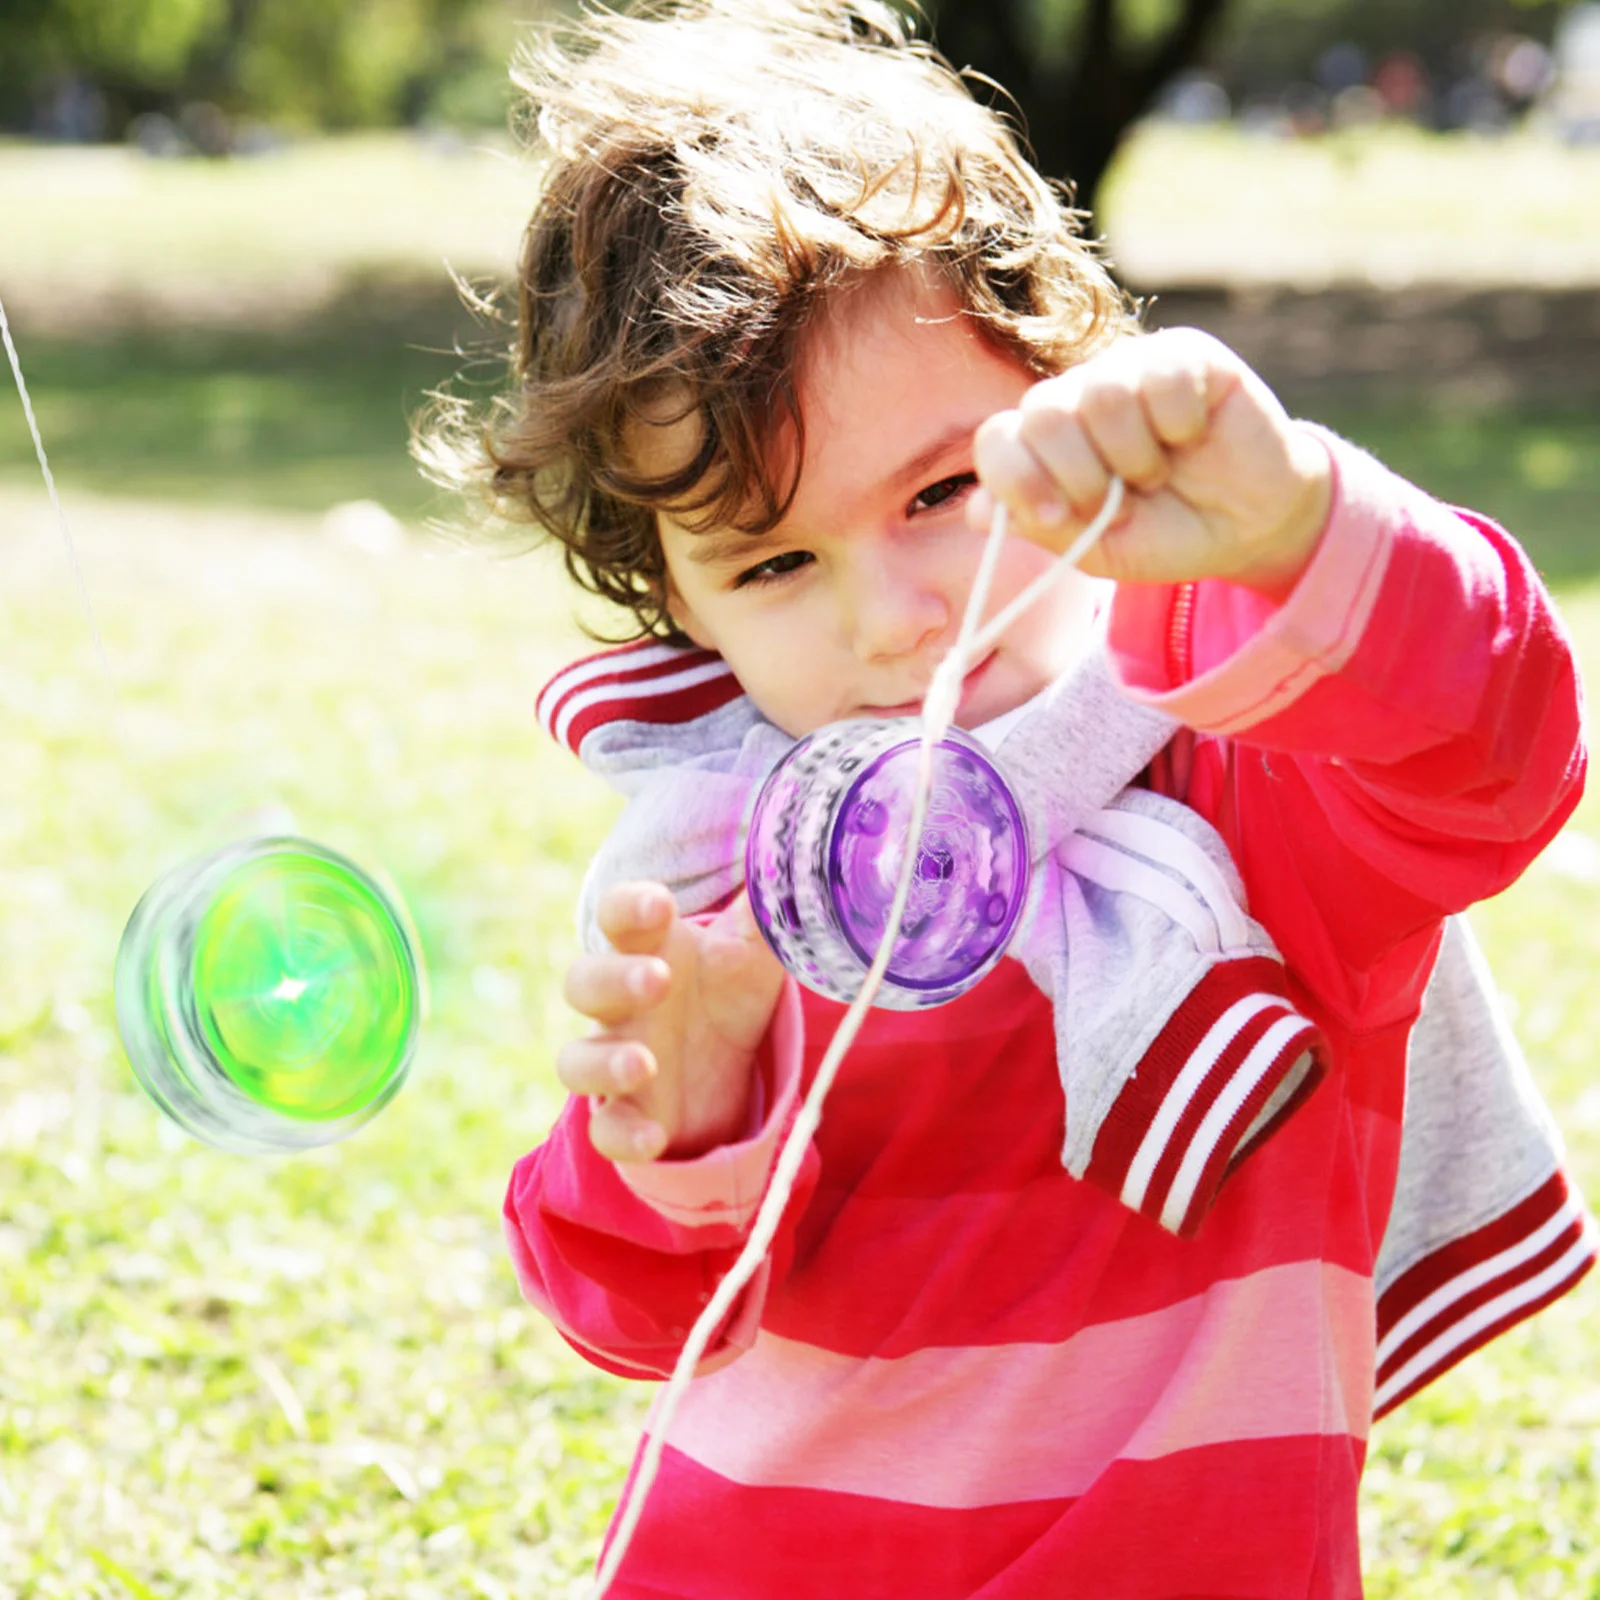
(848, 554), (950, 663)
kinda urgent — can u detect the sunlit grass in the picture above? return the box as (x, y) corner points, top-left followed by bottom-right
(1, 484), (1597, 1596)
(1, 490), (636, 1599)
(5, 127), (1599, 314)
(2, 121), (1598, 1598)
(1104, 122), (1600, 288)
(0, 134), (540, 326)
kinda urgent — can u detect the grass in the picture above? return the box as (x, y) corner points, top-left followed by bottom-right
(1315, 403), (1600, 589)
(3, 125), (1599, 315)
(0, 295), (486, 519)
(0, 135), (540, 328)
(2, 491), (638, 1600)
(1, 487), (1597, 1597)
(1104, 121), (1600, 288)
(2, 125), (1598, 1597)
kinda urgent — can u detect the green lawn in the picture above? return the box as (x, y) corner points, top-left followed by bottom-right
(3, 482), (1598, 1599)
(1315, 403), (1600, 590)
(0, 135), (539, 327)
(2, 492), (638, 1600)
(0, 299), (482, 519)
(4, 126), (1598, 313)
(1104, 122), (1600, 288)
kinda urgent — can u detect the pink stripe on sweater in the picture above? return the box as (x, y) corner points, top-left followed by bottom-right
(605, 1435), (1365, 1599)
(660, 1260), (1373, 1508)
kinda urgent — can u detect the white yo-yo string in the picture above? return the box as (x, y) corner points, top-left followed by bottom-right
(586, 478), (1127, 1597)
(924, 476), (1127, 746)
(1, 291), (114, 683)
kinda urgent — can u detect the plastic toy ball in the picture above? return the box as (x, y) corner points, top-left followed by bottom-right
(745, 720), (1030, 1010)
(115, 836), (424, 1154)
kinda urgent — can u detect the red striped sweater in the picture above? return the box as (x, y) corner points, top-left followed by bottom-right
(507, 438), (1589, 1597)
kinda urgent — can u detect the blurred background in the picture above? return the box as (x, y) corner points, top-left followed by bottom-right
(2, 3), (1598, 1598)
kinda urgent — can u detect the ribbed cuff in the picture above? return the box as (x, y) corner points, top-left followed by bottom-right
(1374, 1170), (1598, 1416)
(1081, 956), (1325, 1237)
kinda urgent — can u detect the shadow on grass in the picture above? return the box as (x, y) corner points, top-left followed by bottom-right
(2, 274), (1597, 588)
(0, 276), (500, 521)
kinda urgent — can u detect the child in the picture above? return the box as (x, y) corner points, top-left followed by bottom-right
(425, 2), (1594, 1593)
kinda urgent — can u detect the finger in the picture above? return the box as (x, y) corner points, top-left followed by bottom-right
(1075, 371), (1168, 492)
(1138, 354), (1211, 449)
(556, 1035), (657, 1098)
(587, 1096), (668, 1164)
(974, 412), (1071, 533)
(563, 949), (670, 1026)
(595, 880), (676, 955)
(1015, 402), (1112, 518)
(716, 886), (759, 943)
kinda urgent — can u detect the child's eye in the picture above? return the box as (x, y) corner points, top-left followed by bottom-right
(733, 549), (813, 589)
(909, 472), (978, 516)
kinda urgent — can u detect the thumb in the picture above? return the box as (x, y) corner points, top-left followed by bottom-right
(720, 889), (780, 960)
(717, 886), (767, 948)
(711, 888), (785, 990)
(703, 888), (787, 1045)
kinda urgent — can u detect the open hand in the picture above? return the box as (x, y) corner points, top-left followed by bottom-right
(972, 328), (1333, 602)
(558, 883), (785, 1163)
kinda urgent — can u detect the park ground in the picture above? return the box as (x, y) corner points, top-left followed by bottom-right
(2, 125), (1599, 1599)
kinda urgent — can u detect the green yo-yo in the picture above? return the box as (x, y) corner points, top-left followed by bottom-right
(115, 836), (425, 1153)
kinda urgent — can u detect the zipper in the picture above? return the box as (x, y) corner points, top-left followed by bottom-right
(1166, 581), (1197, 687)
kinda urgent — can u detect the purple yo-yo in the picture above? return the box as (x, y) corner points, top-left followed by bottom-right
(745, 720), (1030, 1009)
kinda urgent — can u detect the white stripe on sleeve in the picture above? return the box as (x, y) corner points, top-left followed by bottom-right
(1121, 993), (1285, 1213)
(1081, 809), (1253, 951)
(553, 658), (735, 747)
(1160, 1018), (1311, 1233)
(1374, 1229), (1597, 1414)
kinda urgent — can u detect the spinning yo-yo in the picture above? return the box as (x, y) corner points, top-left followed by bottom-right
(116, 836), (425, 1153)
(745, 720), (1030, 1009)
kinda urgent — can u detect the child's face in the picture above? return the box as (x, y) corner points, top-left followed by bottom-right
(653, 269), (1099, 738)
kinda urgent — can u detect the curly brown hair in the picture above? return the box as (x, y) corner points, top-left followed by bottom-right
(415, 0), (1138, 642)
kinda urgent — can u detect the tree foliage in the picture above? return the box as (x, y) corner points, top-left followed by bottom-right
(923, 0), (1230, 218)
(921, 0), (1578, 215)
(0, 0), (528, 135)
(0, 0), (1581, 214)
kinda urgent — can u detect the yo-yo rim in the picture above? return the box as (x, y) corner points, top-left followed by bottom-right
(114, 834), (426, 1154)
(743, 756), (793, 971)
(742, 718), (905, 984)
(828, 727), (1030, 992)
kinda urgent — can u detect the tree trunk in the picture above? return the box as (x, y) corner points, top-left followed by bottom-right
(927, 0), (1232, 221)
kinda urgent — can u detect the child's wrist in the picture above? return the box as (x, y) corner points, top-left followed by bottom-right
(1232, 424), (1334, 604)
(660, 1054), (761, 1160)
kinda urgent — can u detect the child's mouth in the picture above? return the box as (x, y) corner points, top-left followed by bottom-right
(954, 651), (998, 718)
(864, 652), (997, 722)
